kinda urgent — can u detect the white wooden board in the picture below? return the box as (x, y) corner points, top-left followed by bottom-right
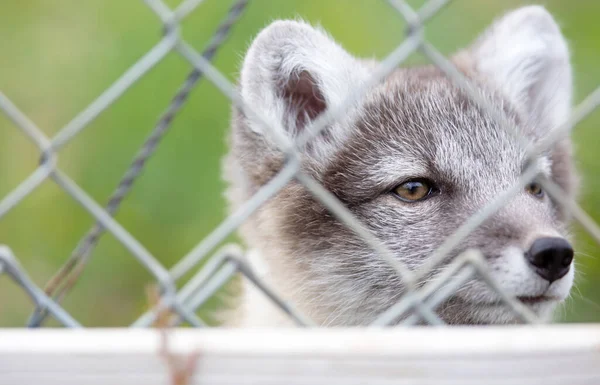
(0, 325), (599, 385)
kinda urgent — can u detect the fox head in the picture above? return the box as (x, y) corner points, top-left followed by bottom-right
(223, 6), (579, 325)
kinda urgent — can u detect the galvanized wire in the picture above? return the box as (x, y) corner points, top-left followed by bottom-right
(27, 0), (250, 327)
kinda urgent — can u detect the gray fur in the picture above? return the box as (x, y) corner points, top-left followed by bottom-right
(222, 6), (578, 326)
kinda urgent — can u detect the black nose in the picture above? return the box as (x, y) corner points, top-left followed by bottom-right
(526, 237), (574, 283)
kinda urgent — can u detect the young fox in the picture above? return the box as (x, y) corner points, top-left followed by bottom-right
(223, 6), (578, 326)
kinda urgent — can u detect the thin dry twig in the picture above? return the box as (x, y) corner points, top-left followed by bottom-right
(147, 285), (201, 385)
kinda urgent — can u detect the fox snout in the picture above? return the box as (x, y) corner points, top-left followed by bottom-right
(526, 237), (574, 283)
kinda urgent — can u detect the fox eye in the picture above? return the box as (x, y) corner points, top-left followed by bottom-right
(392, 179), (437, 202)
(526, 182), (545, 199)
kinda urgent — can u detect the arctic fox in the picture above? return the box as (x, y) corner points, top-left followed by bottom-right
(223, 6), (578, 326)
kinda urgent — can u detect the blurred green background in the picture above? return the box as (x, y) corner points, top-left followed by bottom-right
(0, 0), (598, 326)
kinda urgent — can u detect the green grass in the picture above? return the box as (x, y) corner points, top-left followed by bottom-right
(0, 0), (599, 326)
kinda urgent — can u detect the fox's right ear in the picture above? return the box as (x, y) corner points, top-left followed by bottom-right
(468, 6), (578, 214)
(238, 20), (370, 158)
(469, 6), (572, 135)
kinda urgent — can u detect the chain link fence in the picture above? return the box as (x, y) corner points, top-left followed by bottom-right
(1, 0), (599, 329)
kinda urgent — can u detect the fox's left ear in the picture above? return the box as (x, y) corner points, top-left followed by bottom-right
(469, 6), (572, 134)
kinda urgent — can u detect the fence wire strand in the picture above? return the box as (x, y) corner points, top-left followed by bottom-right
(0, 0), (598, 329)
(28, 0), (250, 328)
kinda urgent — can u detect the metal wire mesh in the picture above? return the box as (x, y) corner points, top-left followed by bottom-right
(1, 0), (599, 328)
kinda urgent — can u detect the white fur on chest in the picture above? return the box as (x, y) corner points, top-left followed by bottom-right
(233, 249), (296, 327)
